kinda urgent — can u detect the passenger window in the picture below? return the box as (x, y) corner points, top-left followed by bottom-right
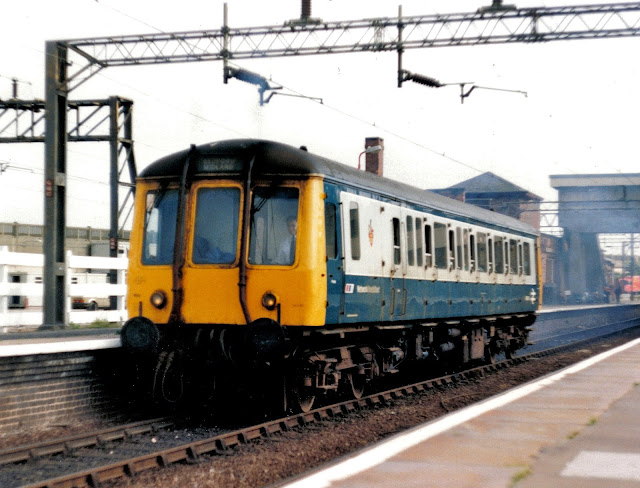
(350, 202), (361, 261)
(523, 242), (531, 275)
(406, 216), (415, 266)
(415, 218), (423, 267)
(488, 237), (494, 273)
(424, 224), (433, 267)
(325, 202), (337, 260)
(504, 240), (510, 274)
(469, 233), (476, 272)
(494, 236), (504, 274)
(509, 239), (518, 275)
(392, 218), (401, 265)
(434, 223), (446, 268)
(477, 232), (487, 272)
(517, 242), (523, 275)
(449, 229), (456, 270)
(463, 229), (470, 271)
(456, 228), (463, 270)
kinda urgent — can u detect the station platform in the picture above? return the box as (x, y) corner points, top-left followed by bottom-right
(0, 328), (121, 357)
(0, 302), (636, 359)
(282, 337), (640, 488)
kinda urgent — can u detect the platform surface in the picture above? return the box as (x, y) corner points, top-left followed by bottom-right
(0, 329), (121, 357)
(282, 337), (640, 488)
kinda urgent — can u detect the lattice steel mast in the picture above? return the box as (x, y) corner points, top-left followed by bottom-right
(0, 96), (136, 248)
(42, 2), (640, 327)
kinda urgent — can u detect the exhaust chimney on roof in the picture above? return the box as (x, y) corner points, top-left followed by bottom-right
(364, 137), (384, 176)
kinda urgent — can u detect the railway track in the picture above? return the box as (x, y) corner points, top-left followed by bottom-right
(0, 418), (174, 466)
(3, 320), (639, 488)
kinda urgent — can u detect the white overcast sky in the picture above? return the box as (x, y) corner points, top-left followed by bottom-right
(1, 0), (639, 228)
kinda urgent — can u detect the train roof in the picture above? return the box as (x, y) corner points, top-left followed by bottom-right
(139, 139), (538, 236)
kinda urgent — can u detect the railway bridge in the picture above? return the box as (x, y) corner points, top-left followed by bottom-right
(550, 173), (640, 296)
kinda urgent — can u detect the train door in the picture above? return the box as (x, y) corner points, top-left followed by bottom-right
(338, 196), (361, 321)
(324, 193), (344, 325)
(390, 214), (406, 317)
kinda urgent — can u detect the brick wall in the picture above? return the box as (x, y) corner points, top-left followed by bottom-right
(0, 349), (130, 431)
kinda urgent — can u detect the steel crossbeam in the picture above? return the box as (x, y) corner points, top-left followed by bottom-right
(60, 2), (640, 90)
(0, 98), (131, 143)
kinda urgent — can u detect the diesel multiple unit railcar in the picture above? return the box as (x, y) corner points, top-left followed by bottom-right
(122, 139), (540, 412)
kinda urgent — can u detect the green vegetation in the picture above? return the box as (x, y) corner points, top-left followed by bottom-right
(567, 430), (580, 439)
(510, 467), (532, 487)
(69, 320), (121, 330)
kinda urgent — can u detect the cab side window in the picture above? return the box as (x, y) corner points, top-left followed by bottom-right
(325, 202), (337, 260)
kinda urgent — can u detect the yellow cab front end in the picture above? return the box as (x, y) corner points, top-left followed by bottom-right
(126, 175), (328, 330)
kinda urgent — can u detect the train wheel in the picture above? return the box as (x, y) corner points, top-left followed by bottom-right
(291, 374), (315, 413)
(347, 372), (366, 400)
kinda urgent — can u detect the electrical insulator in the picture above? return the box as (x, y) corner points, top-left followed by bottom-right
(227, 68), (270, 91)
(406, 72), (443, 88)
(301, 0), (312, 19)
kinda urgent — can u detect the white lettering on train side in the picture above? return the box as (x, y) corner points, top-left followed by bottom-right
(356, 285), (380, 293)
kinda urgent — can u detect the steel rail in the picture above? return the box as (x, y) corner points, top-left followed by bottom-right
(15, 318), (640, 488)
(0, 418), (173, 466)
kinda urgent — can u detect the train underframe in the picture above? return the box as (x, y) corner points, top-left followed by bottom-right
(281, 313), (535, 412)
(123, 313), (535, 415)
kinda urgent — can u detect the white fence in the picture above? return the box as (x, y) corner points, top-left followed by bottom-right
(0, 246), (128, 330)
